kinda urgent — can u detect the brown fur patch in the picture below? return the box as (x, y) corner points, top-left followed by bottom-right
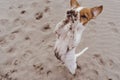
(79, 5), (103, 25)
(79, 8), (93, 25)
(70, 0), (80, 8)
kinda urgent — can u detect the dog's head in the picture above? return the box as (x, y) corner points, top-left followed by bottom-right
(69, 0), (103, 25)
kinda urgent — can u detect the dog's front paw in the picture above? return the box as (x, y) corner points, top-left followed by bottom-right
(66, 10), (78, 23)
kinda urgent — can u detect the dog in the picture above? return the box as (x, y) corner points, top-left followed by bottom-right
(54, 0), (103, 74)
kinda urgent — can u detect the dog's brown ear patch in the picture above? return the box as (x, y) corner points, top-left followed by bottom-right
(79, 8), (93, 25)
(79, 5), (103, 25)
(91, 5), (103, 18)
(70, 0), (80, 8)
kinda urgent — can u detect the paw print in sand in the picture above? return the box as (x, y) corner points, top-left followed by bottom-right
(35, 12), (43, 20)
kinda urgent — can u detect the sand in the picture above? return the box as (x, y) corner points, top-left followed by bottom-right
(0, 0), (120, 80)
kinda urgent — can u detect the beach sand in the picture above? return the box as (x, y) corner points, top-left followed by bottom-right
(0, 0), (120, 80)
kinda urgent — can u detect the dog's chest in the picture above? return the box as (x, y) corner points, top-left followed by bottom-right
(62, 23), (85, 46)
(54, 23), (85, 60)
(73, 23), (85, 46)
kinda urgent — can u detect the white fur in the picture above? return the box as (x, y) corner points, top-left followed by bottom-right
(76, 7), (84, 20)
(54, 7), (88, 74)
(76, 7), (84, 12)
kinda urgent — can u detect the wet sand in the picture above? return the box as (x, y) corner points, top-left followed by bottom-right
(0, 0), (120, 80)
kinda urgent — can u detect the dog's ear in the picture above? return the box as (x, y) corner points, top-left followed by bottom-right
(91, 5), (103, 18)
(70, 0), (80, 8)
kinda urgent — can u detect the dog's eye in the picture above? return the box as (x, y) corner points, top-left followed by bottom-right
(81, 15), (87, 19)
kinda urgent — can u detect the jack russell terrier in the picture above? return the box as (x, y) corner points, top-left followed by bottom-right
(54, 0), (103, 74)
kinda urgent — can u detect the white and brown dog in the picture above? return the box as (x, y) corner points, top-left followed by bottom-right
(54, 0), (103, 74)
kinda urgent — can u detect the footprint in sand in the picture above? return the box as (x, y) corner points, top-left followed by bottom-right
(0, 37), (7, 46)
(108, 22), (116, 26)
(20, 10), (26, 14)
(24, 36), (30, 40)
(92, 70), (99, 75)
(47, 70), (52, 76)
(14, 18), (26, 25)
(9, 6), (14, 9)
(76, 64), (99, 78)
(10, 69), (17, 74)
(35, 12), (43, 20)
(31, 2), (39, 7)
(108, 59), (114, 66)
(106, 75), (119, 80)
(11, 30), (20, 34)
(14, 18), (20, 23)
(0, 19), (9, 25)
(93, 54), (101, 58)
(8, 34), (16, 40)
(93, 54), (106, 66)
(111, 28), (119, 33)
(0, 72), (10, 80)
(47, 44), (53, 48)
(89, 21), (96, 25)
(108, 22), (119, 33)
(7, 47), (15, 53)
(41, 23), (51, 32)
(44, 6), (50, 13)
(0, 69), (17, 80)
(45, 0), (51, 4)
(108, 79), (112, 80)
(0, 38), (5, 43)
(99, 58), (106, 65)
(10, 29), (21, 40)
(22, 50), (32, 59)
(13, 60), (21, 65)
(18, 4), (24, 9)
(33, 64), (44, 74)
(77, 69), (99, 80)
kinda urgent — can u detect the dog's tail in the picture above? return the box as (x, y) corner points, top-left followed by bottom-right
(75, 47), (88, 58)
